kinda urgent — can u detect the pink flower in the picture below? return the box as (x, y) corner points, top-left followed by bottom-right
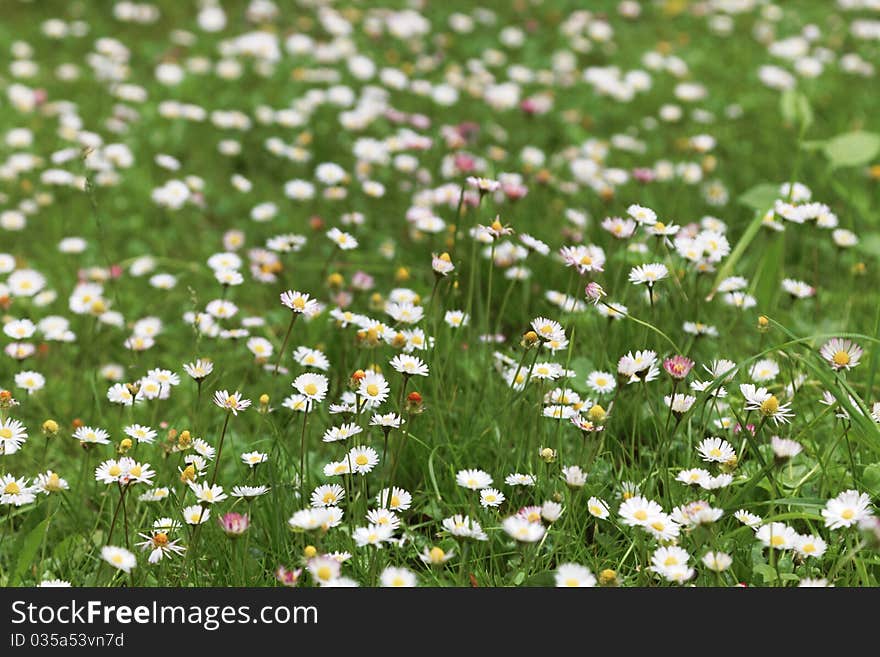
(663, 355), (695, 380)
(275, 566), (302, 587)
(633, 168), (656, 183)
(584, 282), (606, 304)
(502, 182), (529, 201)
(219, 512), (250, 537)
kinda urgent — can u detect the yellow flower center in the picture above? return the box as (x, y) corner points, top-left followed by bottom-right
(112, 554), (124, 565)
(841, 509), (854, 520)
(654, 222), (666, 231)
(355, 455), (369, 466)
(390, 496), (400, 507)
(664, 556), (678, 567)
(293, 297), (305, 310)
(589, 505), (603, 515)
(0, 428), (12, 438)
(832, 351), (850, 366)
(709, 448), (722, 457)
(316, 566), (333, 581)
(304, 383), (318, 396)
(108, 465), (121, 477)
(770, 535), (785, 547)
(323, 492), (336, 504)
(650, 521), (665, 532)
(429, 547), (445, 563)
(633, 509), (648, 521)
(154, 532), (169, 547)
(802, 543), (815, 553)
(366, 384), (379, 397)
(760, 395), (779, 415)
(4, 482), (21, 494)
(579, 255), (593, 266)
(565, 578), (580, 587)
(129, 465), (141, 477)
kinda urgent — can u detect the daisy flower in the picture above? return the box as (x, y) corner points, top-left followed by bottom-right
(734, 509), (763, 528)
(136, 530), (186, 563)
(376, 487), (412, 511)
(442, 515), (488, 541)
(697, 437), (737, 464)
(479, 488), (505, 508)
(676, 468), (711, 487)
(370, 413), (404, 431)
(353, 524), (394, 548)
(1, 475), (36, 506)
(559, 244), (606, 274)
(820, 338), (863, 371)
(794, 534), (827, 559)
(587, 497), (610, 519)
(188, 482), (227, 504)
(280, 289), (319, 315)
(822, 490), (873, 529)
(771, 435), (803, 459)
(293, 346), (330, 371)
(562, 465), (588, 487)
(34, 470), (69, 494)
(756, 522), (798, 550)
(322, 423), (363, 443)
(101, 546), (137, 573)
(618, 496), (663, 527)
(456, 468), (493, 490)
(505, 473), (536, 487)
(73, 425), (110, 446)
(627, 204), (657, 225)
(293, 373), (329, 405)
(555, 564), (597, 587)
(212, 390), (251, 415)
(740, 384), (794, 425)
(380, 567), (418, 587)
(307, 556), (341, 585)
(389, 354), (429, 377)
(366, 509), (400, 530)
(241, 451), (268, 467)
(231, 485), (269, 500)
(124, 424), (156, 444)
(650, 546), (694, 583)
(347, 446), (380, 474)
(586, 371), (616, 394)
(0, 418), (28, 454)
(182, 504), (211, 525)
(183, 358), (214, 380)
(628, 263), (668, 286)
(702, 552), (733, 572)
(502, 516), (546, 542)
(311, 484), (345, 508)
(357, 371), (390, 406)
(420, 546), (455, 565)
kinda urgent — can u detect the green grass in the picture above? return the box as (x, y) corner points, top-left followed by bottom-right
(0, 0), (879, 587)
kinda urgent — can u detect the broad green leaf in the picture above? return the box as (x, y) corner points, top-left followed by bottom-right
(11, 516), (50, 586)
(863, 463), (880, 497)
(780, 89), (813, 131)
(750, 232), (785, 309)
(823, 131), (880, 169)
(753, 563), (778, 584)
(738, 183), (779, 212)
